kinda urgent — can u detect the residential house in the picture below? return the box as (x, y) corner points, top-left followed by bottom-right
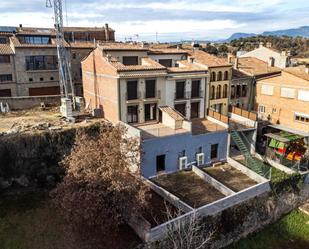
(82, 43), (229, 178)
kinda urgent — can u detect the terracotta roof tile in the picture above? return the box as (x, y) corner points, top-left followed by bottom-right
(187, 50), (230, 67)
(148, 48), (188, 55)
(167, 60), (207, 73)
(0, 44), (14, 55)
(110, 57), (166, 72)
(284, 66), (309, 81)
(234, 57), (281, 77)
(159, 106), (185, 121)
(99, 42), (148, 51)
(69, 42), (96, 49)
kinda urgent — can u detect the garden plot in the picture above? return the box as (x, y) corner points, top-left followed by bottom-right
(152, 171), (225, 208)
(203, 163), (258, 192)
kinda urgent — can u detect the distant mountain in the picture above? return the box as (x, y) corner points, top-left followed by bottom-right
(224, 26), (309, 42)
(225, 32), (256, 42)
(262, 26), (309, 37)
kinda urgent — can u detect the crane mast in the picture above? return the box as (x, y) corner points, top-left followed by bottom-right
(46, 0), (76, 116)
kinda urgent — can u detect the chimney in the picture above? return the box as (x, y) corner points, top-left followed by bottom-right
(105, 23), (110, 41)
(305, 64), (309, 74)
(259, 42), (264, 48)
(106, 54), (112, 62)
(234, 57), (239, 69)
(19, 24), (23, 30)
(227, 53), (235, 64)
(281, 51), (287, 56)
(268, 57), (275, 67)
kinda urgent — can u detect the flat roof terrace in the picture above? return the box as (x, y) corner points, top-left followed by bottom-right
(191, 118), (227, 135)
(203, 163), (258, 192)
(134, 122), (189, 140)
(151, 171), (225, 208)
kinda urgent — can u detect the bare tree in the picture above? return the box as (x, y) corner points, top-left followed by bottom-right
(51, 122), (149, 236)
(142, 206), (214, 249)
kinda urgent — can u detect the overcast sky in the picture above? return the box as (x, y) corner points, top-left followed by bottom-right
(1, 0), (309, 41)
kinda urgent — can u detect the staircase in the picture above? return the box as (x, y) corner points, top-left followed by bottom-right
(231, 131), (271, 179)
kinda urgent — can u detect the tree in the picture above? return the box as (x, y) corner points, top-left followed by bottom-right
(141, 207), (214, 249)
(52, 122), (149, 238)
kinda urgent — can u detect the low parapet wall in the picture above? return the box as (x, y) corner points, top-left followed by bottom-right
(0, 95), (61, 110)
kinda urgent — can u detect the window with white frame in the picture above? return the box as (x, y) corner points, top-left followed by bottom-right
(295, 112), (309, 123)
(261, 85), (274, 95)
(259, 105), (266, 113)
(298, 90), (309, 102)
(281, 87), (295, 98)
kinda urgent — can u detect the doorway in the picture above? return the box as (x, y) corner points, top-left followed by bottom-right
(156, 154), (166, 173)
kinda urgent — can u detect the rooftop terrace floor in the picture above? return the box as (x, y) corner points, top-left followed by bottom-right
(152, 171), (225, 208)
(191, 118), (227, 135)
(203, 163), (257, 192)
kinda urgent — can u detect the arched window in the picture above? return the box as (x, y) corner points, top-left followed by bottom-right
(224, 71), (229, 80)
(223, 84), (228, 98)
(217, 71), (222, 81)
(211, 72), (216, 81)
(211, 85), (215, 99)
(216, 85), (221, 99)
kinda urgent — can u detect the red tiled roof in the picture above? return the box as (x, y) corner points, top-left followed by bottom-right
(99, 42), (149, 51)
(284, 66), (309, 81)
(187, 50), (230, 67)
(148, 48), (188, 55)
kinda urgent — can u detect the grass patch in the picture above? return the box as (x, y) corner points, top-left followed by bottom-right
(225, 210), (309, 249)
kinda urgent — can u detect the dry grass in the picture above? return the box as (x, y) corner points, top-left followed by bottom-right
(203, 164), (257, 192)
(152, 171), (225, 208)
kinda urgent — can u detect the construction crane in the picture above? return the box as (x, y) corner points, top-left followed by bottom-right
(46, 0), (76, 117)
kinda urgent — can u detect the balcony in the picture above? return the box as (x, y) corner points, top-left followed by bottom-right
(143, 90), (161, 100)
(126, 91), (141, 101)
(174, 91), (190, 100)
(190, 90), (204, 99)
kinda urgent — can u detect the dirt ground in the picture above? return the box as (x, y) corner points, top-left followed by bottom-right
(0, 107), (101, 133)
(152, 171), (225, 208)
(204, 164), (257, 192)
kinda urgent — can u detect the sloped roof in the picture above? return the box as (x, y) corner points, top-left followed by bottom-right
(187, 50), (230, 67)
(148, 48), (188, 55)
(99, 42), (149, 51)
(159, 106), (185, 121)
(0, 44), (14, 55)
(284, 66), (309, 81)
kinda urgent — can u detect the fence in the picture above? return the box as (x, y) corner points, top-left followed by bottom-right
(231, 106), (257, 121)
(208, 109), (229, 124)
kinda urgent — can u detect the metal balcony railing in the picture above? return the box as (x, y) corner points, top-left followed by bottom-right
(191, 90), (204, 99)
(126, 91), (141, 101)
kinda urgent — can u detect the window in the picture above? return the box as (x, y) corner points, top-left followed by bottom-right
(261, 84), (274, 95)
(217, 71), (223, 81)
(127, 105), (139, 123)
(236, 85), (241, 98)
(127, 80), (138, 100)
(295, 113), (309, 123)
(29, 78), (33, 82)
(0, 74), (12, 82)
(298, 90), (309, 102)
(144, 103), (157, 121)
(40, 77), (44, 81)
(231, 85), (235, 99)
(0, 55), (10, 63)
(216, 85), (221, 99)
(123, 56), (138, 66)
(281, 87), (295, 98)
(223, 84), (228, 98)
(211, 85), (215, 100)
(174, 103), (186, 117)
(0, 37), (8, 44)
(175, 81), (185, 99)
(190, 102), (200, 119)
(259, 105), (266, 113)
(50, 77), (54, 81)
(211, 72), (216, 81)
(0, 89), (11, 97)
(145, 79), (156, 98)
(72, 53), (77, 59)
(25, 56), (57, 71)
(242, 85), (247, 97)
(191, 80), (200, 98)
(20, 35), (50, 44)
(224, 71), (229, 80)
(158, 59), (172, 67)
(211, 144), (218, 160)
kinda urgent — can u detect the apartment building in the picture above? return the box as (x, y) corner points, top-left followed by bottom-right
(0, 24), (114, 97)
(82, 43), (229, 177)
(187, 50), (232, 115)
(239, 42), (291, 69)
(229, 56), (281, 111)
(257, 65), (309, 133)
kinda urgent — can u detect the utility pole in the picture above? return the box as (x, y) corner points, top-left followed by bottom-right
(46, 0), (76, 117)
